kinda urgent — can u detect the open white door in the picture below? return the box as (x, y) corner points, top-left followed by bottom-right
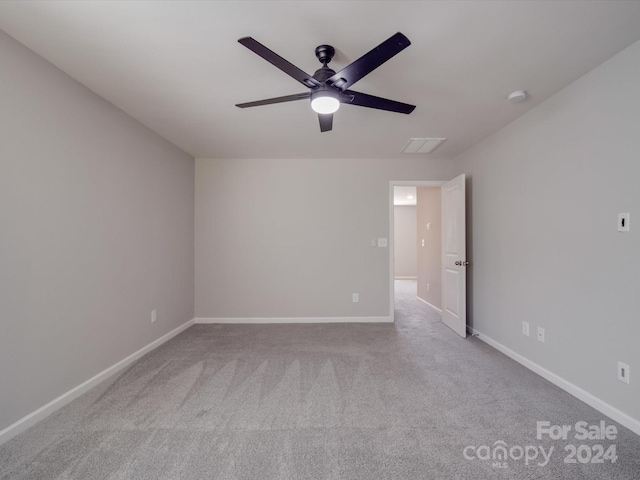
(441, 174), (467, 337)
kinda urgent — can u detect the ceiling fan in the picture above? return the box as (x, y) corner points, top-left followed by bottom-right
(235, 32), (416, 132)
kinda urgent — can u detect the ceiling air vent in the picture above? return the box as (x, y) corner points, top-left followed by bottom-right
(401, 137), (446, 154)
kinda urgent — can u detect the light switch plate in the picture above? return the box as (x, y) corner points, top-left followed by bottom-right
(618, 362), (630, 384)
(377, 238), (388, 248)
(618, 213), (630, 232)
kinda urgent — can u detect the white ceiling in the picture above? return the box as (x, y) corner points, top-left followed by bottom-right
(2, 1), (640, 160)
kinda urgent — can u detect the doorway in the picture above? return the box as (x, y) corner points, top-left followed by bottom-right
(390, 181), (445, 321)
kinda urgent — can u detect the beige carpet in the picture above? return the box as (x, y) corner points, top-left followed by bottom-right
(1, 280), (639, 479)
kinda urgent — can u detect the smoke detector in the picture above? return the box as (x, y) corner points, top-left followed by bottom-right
(506, 90), (527, 103)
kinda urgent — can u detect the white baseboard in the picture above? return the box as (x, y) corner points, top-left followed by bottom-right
(195, 316), (393, 324)
(416, 296), (442, 314)
(394, 276), (417, 280)
(468, 326), (640, 437)
(0, 318), (195, 446)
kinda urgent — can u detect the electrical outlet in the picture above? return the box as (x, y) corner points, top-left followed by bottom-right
(377, 238), (388, 248)
(352, 293), (359, 303)
(618, 362), (630, 384)
(537, 326), (545, 343)
(151, 309), (157, 323)
(522, 321), (530, 337)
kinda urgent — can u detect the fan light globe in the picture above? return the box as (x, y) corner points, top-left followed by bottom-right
(311, 95), (340, 114)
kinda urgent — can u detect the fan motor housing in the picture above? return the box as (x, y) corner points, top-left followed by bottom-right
(313, 66), (336, 83)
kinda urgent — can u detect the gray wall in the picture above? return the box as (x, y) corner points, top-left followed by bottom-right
(453, 39), (640, 421)
(0, 31), (195, 431)
(393, 206), (417, 279)
(416, 187), (441, 308)
(195, 158), (453, 319)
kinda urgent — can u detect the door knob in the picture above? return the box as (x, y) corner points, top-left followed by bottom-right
(455, 261), (461, 266)
(463, 261), (470, 266)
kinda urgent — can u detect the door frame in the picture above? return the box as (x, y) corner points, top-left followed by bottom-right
(389, 180), (446, 321)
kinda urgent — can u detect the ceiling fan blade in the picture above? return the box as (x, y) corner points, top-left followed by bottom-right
(318, 113), (333, 132)
(326, 32), (411, 91)
(236, 92), (310, 108)
(343, 90), (415, 114)
(238, 37), (321, 89)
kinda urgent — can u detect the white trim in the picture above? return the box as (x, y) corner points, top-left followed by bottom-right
(416, 295), (442, 314)
(468, 326), (640, 437)
(389, 184), (395, 321)
(0, 318), (195, 446)
(391, 181), (447, 187)
(195, 316), (393, 324)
